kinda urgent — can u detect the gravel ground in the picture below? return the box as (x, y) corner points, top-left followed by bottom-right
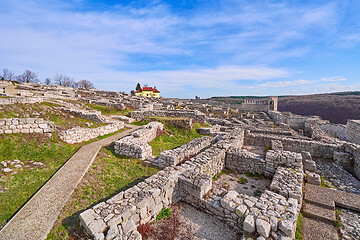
(178, 203), (240, 240)
(314, 158), (360, 195)
(339, 208), (360, 240)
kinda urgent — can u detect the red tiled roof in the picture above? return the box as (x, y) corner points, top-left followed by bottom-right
(136, 89), (142, 93)
(142, 87), (154, 91)
(153, 89), (160, 93)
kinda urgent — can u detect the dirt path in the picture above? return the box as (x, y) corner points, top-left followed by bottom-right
(0, 124), (140, 240)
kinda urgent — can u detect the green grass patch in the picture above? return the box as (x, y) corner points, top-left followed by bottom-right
(86, 103), (134, 116)
(239, 177), (248, 184)
(0, 102), (104, 129)
(0, 133), (79, 227)
(156, 207), (172, 220)
(47, 145), (160, 239)
(149, 123), (203, 157)
(131, 119), (151, 126)
(334, 219), (342, 228)
(320, 176), (336, 189)
(295, 213), (304, 240)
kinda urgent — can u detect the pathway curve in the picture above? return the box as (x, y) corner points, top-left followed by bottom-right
(0, 124), (141, 240)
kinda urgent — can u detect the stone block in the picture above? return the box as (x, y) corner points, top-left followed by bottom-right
(243, 215), (255, 233)
(256, 218), (271, 238)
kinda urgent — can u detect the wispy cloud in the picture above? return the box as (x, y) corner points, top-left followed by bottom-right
(0, 0), (359, 98)
(254, 79), (314, 88)
(321, 76), (347, 82)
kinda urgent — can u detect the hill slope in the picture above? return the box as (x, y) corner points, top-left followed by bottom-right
(278, 92), (360, 124)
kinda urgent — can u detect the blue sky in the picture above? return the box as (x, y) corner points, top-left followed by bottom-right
(1, 0), (360, 98)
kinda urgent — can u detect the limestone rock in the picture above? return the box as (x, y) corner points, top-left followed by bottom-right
(243, 215), (255, 233)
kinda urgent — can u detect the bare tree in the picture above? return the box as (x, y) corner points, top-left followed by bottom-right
(1, 68), (15, 81)
(45, 78), (51, 85)
(77, 79), (95, 89)
(53, 74), (74, 87)
(16, 70), (39, 83)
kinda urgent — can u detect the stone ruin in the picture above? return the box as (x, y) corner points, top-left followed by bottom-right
(1, 80), (360, 240)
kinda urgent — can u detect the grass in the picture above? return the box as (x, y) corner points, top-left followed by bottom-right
(320, 176), (336, 189)
(245, 171), (261, 179)
(0, 133), (80, 227)
(86, 103), (134, 116)
(156, 207), (172, 220)
(131, 119), (151, 126)
(239, 177), (248, 184)
(295, 213), (304, 240)
(0, 102), (104, 129)
(47, 145), (160, 239)
(149, 123), (203, 157)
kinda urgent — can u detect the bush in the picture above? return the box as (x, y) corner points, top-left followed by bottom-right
(156, 207), (172, 220)
(239, 177), (248, 184)
(137, 223), (153, 239)
(334, 219), (342, 228)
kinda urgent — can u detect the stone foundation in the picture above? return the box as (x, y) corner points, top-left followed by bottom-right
(130, 110), (206, 123)
(58, 122), (124, 144)
(0, 118), (53, 134)
(0, 97), (43, 105)
(114, 122), (164, 159)
(156, 136), (214, 167)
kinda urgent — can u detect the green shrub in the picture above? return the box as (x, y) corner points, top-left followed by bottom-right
(239, 177), (248, 184)
(254, 190), (262, 197)
(265, 145), (272, 152)
(156, 207), (172, 220)
(334, 219), (342, 228)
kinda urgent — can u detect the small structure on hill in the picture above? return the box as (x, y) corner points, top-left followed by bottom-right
(0, 84), (17, 96)
(135, 86), (160, 98)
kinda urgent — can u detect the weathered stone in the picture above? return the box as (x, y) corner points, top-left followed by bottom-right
(256, 218), (271, 238)
(279, 219), (293, 236)
(243, 215), (255, 233)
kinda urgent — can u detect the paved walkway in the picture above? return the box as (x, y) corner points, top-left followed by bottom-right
(0, 124), (140, 240)
(302, 183), (360, 240)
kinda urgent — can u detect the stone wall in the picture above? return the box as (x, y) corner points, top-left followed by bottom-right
(347, 120), (360, 144)
(59, 107), (108, 124)
(0, 118), (53, 134)
(225, 149), (302, 178)
(156, 136), (214, 167)
(244, 132), (341, 159)
(225, 149), (265, 175)
(80, 127), (304, 239)
(130, 110), (206, 123)
(58, 122), (124, 144)
(318, 123), (348, 141)
(114, 122), (164, 160)
(0, 97), (43, 105)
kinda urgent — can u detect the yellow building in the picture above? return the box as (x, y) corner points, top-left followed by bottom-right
(135, 87), (160, 98)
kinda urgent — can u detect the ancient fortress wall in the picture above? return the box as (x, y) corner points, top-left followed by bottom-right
(58, 122), (124, 144)
(244, 132), (340, 159)
(130, 110), (206, 123)
(347, 120), (360, 144)
(0, 118), (53, 134)
(59, 107), (108, 124)
(318, 123), (348, 140)
(80, 128), (302, 240)
(156, 136), (214, 167)
(0, 97), (43, 105)
(114, 122), (164, 159)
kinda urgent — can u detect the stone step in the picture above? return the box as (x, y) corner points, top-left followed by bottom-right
(303, 202), (335, 224)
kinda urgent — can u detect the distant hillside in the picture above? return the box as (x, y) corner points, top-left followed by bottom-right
(278, 92), (360, 124)
(210, 92), (360, 124)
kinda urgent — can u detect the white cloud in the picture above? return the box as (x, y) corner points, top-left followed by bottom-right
(321, 76), (347, 82)
(255, 79), (314, 88)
